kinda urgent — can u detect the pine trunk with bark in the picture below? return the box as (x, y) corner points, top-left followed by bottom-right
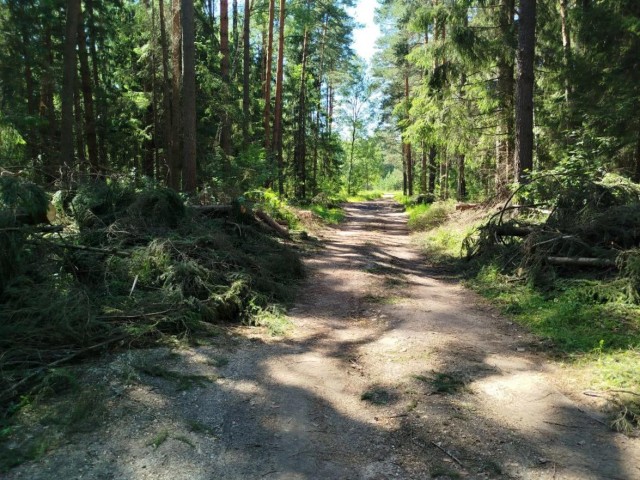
(220, 0), (232, 156)
(169, 0), (182, 189)
(77, 7), (99, 174)
(515, 0), (536, 184)
(263, 0), (275, 153)
(242, 0), (251, 145)
(182, 0), (197, 193)
(61, 0), (82, 181)
(272, 0), (286, 194)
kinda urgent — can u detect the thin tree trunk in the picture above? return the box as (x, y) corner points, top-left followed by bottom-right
(85, 0), (105, 167)
(159, 0), (172, 181)
(40, 27), (58, 183)
(496, 0), (515, 192)
(294, 26), (309, 199)
(428, 146), (437, 195)
(150, 0), (159, 178)
(77, 7), (99, 174)
(273, 0), (286, 194)
(420, 143), (427, 194)
(74, 78), (87, 171)
(515, 0), (536, 184)
(61, 0), (82, 182)
(457, 154), (466, 200)
(242, 0), (251, 145)
(402, 144), (407, 196)
(220, 0), (232, 156)
(169, 0), (183, 189)
(182, 0), (197, 193)
(264, 0), (275, 152)
(559, 0), (572, 104)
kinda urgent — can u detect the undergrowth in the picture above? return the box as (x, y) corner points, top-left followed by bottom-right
(0, 178), (305, 465)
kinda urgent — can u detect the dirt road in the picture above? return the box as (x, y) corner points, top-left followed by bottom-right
(8, 198), (640, 479)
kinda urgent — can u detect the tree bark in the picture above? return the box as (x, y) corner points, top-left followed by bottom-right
(169, 0), (183, 189)
(242, 0), (251, 145)
(420, 144), (427, 194)
(496, 0), (515, 192)
(559, 0), (572, 104)
(457, 154), (466, 200)
(77, 6), (99, 174)
(159, 0), (172, 182)
(294, 26), (309, 199)
(515, 0), (536, 185)
(61, 0), (82, 182)
(40, 27), (58, 183)
(220, 0), (232, 156)
(264, 0), (275, 153)
(428, 145), (437, 194)
(273, 0), (286, 194)
(182, 0), (197, 193)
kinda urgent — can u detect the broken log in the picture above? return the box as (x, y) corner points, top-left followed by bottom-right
(455, 203), (479, 211)
(495, 225), (535, 237)
(255, 209), (290, 239)
(546, 256), (617, 268)
(192, 205), (233, 217)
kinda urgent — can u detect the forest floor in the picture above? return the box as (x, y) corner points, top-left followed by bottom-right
(5, 197), (640, 480)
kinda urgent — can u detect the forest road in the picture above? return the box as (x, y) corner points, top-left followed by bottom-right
(7, 198), (640, 480)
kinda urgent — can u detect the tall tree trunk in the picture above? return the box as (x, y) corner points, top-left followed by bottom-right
(348, 122), (357, 196)
(77, 6), (99, 174)
(61, 0), (82, 182)
(264, 0), (275, 152)
(559, 0), (572, 103)
(242, 0), (251, 145)
(515, 0), (536, 184)
(420, 143), (427, 194)
(86, 0), (106, 168)
(150, 0), (159, 178)
(496, 0), (515, 192)
(182, 0), (197, 193)
(457, 154), (466, 200)
(40, 27), (58, 183)
(159, 0), (172, 181)
(74, 77), (87, 171)
(169, 0), (183, 189)
(294, 26), (309, 199)
(220, 0), (232, 156)
(404, 66), (413, 196)
(428, 145), (437, 194)
(272, 0), (286, 194)
(402, 144), (407, 196)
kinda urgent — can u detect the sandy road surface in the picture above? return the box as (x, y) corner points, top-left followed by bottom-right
(7, 198), (640, 480)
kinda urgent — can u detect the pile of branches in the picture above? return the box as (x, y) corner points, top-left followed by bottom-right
(465, 173), (640, 295)
(0, 178), (304, 408)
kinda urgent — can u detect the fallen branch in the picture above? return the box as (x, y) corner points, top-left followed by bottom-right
(584, 389), (640, 398)
(430, 441), (465, 468)
(0, 225), (64, 234)
(547, 256), (617, 268)
(255, 209), (290, 239)
(0, 334), (129, 402)
(192, 205), (232, 217)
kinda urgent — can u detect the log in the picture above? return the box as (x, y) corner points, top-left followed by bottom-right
(495, 225), (534, 237)
(455, 203), (479, 211)
(255, 209), (290, 239)
(192, 205), (233, 217)
(546, 256), (617, 268)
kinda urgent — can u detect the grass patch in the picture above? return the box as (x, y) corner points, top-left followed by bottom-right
(249, 306), (292, 336)
(186, 420), (217, 436)
(347, 190), (385, 202)
(309, 205), (344, 224)
(137, 365), (215, 390)
(148, 429), (169, 449)
(361, 386), (395, 405)
(406, 201), (456, 231)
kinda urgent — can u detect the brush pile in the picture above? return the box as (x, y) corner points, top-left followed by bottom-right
(0, 178), (304, 407)
(465, 172), (640, 297)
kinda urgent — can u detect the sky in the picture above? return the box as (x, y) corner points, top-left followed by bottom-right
(350, 0), (381, 63)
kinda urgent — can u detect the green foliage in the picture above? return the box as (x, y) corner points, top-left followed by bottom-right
(0, 180), (305, 415)
(310, 205), (344, 224)
(406, 201), (455, 231)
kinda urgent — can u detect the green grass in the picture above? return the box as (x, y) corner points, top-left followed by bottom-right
(346, 190), (385, 202)
(406, 201), (456, 231)
(310, 205), (344, 224)
(250, 307), (292, 336)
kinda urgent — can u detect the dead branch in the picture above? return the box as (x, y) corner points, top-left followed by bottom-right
(255, 209), (290, 239)
(546, 256), (617, 268)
